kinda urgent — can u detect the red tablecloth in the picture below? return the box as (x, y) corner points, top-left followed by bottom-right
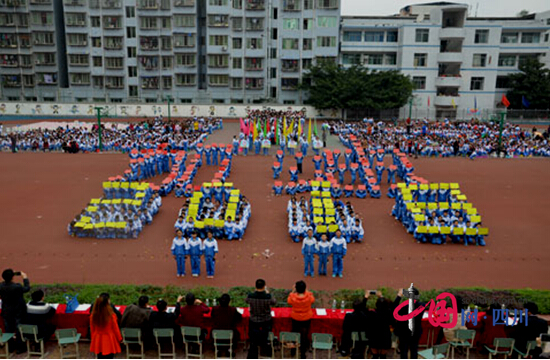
(0, 305), (449, 344)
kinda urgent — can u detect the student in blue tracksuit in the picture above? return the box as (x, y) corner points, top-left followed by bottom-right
(275, 150), (284, 165)
(337, 165), (346, 184)
(188, 231), (203, 277)
(171, 229), (188, 277)
(330, 229), (347, 278)
(211, 144), (219, 166)
(204, 146), (212, 165)
(232, 136), (239, 155)
(375, 162), (385, 185)
(295, 152), (304, 174)
(289, 219), (301, 243)
(313, 156), (322, 171)
(272, 162), (282, 179)
(316, 234), (330, 276)
(302, 229), (317, 277)
(203, 231), (219, 278)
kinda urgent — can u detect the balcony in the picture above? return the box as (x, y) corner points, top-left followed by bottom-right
(246, 0), (264, 10)
(1, 0), (27, 6)
(64, 0), (85, 5)
(138, 0), (158, 9)
(434, 95), (460, 107)
(435, 76), (462, 87)
(437, 52), (462, 63)
(439, 28), (465, 39)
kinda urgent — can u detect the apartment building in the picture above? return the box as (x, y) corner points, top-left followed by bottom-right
(341, 2), (550, 119)
(0, 0), (340, 104)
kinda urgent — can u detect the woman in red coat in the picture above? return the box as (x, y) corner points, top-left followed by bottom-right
(90, 294), (122, 359)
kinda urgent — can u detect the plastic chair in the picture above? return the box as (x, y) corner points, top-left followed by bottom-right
(514, 340), (538, 359)
(55, 328), (81, 359)
(418, 342), (450, 359)
(312, 333), (333, 359)
(181, 326), (203, 359)
(259, 332), (277, 359)
(18, 324), (45, 358)
(0, 328), (15, 359)
(485, 338), (515, 359)
(450, 329), (476, 359)
(153, 328), (175, 359)
(122, 328), (144, 359)
(350, 331), (369, 358)
(280, 332), (300, 359)
(212, 330), (233, 359)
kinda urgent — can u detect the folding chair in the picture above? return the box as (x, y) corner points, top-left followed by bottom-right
(0, 328), (15, 359)
(122, 328), (144, 359)
(350, 331), (369, 359)
(212, 330), (233, 359)
(181, 326), (202, 359)
(419, 342), (450, 359)
(514, 340), (537, 359)
(55, 329), (81, 359)
(280, 332), (300, 359)
(485, 338), (515, 359)
(258, 332), (278, 359)
(450, 329), (476, 359)
(18, 324), (46, 358)
(312, 333), (333, 359)
(153, 328), (175, 359)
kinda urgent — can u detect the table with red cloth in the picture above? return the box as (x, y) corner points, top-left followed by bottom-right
(1, 304), (446, 344)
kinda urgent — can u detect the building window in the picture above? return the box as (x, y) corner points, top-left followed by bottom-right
(303, 0), (313, 9)
(232, 17), (242, 31)
(386, 31), (398, 42)
(91, 37), (101, 47)
(245, 77), (263, 89)
(32, 32), (54, 45)
(245, 57), (263, 70)
(91, 16), (100, 27)
(317, 16), (337, 28)
(70, 73), (90, 85)
(176, 74), (196, 86)
(496, 76), (510, 89)
(208, 74), (229, 86)
(232, 57), (242, 69)
(501, 32), (518, 43)
(209, 35), (228, 46)
(104, 36), (123, 49)
(232, 37), (242, 49)
(209, 0), (227, 5)
(103, 15), (122, 29)
(521, 32), (540, 44)
(162, 56), (172, 69)
(343, 31), (361, 42)
(92, 76), (104, 88)
(281, 78), (298, 90)
(141, 76), (159, 89)
(364, 31), (384, 42)
(281, 59), (298, 72)
(22, 75), (35, 87)
(412, 76), (426, 90)
(342, 53), (360, 65)
(68, 54), (89, 66)
(174, 14), (195, 27)
(67, 33), (88, 46)
(302, 58), (312, 70)
(303, 38), (312, 50)
(125, 6), (135, 17)
(385, 53), (397, 65)
(474, 29), (489, 44)
(105, 57), (123, 69)
(283, 18), (299, 30)
(36, 73), (58, 85)
(498, 54), (516, 67)
(31, 12), (53, 26)
(413, 53), (427, 67)
(470, 77), (484, 90)
(270, 48), (277, 58)
(230, 77), (242, 89)
(127, 27), (136, 38)
(415, 29), (429, 43)
(519, 54), (538, 66)
(128, 66), (137, 77)
(162, 76), (172, 89)
(232, 0), (241, 8)
(127, 46), (136, 58)
(246, 17), (263, 31)
(129, 85), (138, 97)
(364, 53), (383, 65)
(176, 54), (195, 66)
(472, 54), (487, 67)
(303, 18), (313, 30)
(545, 34), (549, 42)
(208, 15), (228, 27)
(174, 33), (196, 47)
(208, 55), (229, 68)
(282, 38), (299, 50)
(316, 0), (337, 9)
(316, 36), (336, 47)
(246, 38), (262, 49)
(161, 37), (172, 50)
(34, 53), (56, 65)
(283, 0), (300, 11)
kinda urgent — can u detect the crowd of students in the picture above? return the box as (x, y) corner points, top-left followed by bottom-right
(1, 271), (548, 359)
(1, 117), (222, 153)
(331, 118), (550, 159)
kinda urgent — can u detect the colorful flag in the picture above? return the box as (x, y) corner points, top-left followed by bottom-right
(251, 120), (256, 140)
(289, 119), (295, 136)
(502, 94), (510, 108)
(314, 117), (318, 136)
(283, 116), (287, 137)
(522, 95), (530, 108)
(274, 118), (279, 145)
(427, 96), (430, 107)
(451, 98), (456, 109)
(263, 119), (267, 138)
(307, 118), (312, 143)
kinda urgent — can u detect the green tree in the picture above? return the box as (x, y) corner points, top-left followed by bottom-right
(507, 58), (550, 109)
(301, 61), (414, 115)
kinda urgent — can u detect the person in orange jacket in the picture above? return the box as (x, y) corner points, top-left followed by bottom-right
(90, 294), (122, 359)
(287, 281), (316, 358)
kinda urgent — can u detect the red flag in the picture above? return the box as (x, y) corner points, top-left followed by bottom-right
(502, 95), (510, 108)
(427, 96), (430, 106)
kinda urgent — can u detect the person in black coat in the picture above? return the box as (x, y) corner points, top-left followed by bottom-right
(211, 294), (242, 357)
(340, 292), (374, 358)
(0, 269), (30, 352)
(393, 288), (426, 359)
(511, 302), (549, 358)
(24, 290), (56, 341)
(149, 297), (182, 346)
(370, 292), (393, 359)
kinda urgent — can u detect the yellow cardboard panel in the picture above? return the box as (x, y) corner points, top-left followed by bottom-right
(414, 214), (425, 222)
(453, 228), (464, 235)
(478, 228), (489, 236)
(440, 226), (451, 235)
(416, 226), (427, 234)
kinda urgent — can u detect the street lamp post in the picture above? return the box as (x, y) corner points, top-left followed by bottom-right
(166, 96), (171, 122)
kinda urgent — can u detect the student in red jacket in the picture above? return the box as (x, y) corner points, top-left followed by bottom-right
(90, 294), (122, 359)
